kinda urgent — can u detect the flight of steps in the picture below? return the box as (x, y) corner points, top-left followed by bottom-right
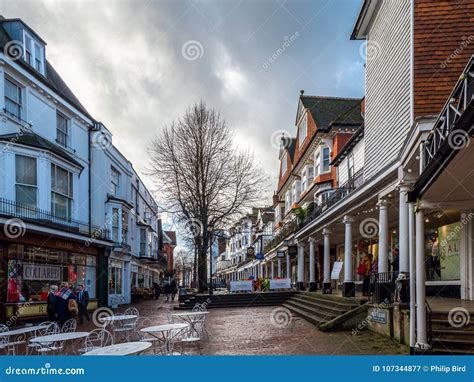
(176, 291), (297, 310)
(282, 292), (368, 330)
(430, 310), (474, 354)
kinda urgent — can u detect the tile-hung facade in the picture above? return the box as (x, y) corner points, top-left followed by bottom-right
(265, 92), (363, 290)
(0, 15), (169, 320)
(289, 0), (474, 353)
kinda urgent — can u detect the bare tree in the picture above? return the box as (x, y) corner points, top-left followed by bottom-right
(149, 102), (266, 292)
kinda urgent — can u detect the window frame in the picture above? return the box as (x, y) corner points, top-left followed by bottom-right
(4, 77), (23, 120)
(15, 154), (37, 208)
(56, 111), (70, 148)
(321, 146), (331, 173)
(298, 114), (307, 146)
(110, 167), (120, 197)
(23, 30), (45, 74)
(51, 163), (74, 219)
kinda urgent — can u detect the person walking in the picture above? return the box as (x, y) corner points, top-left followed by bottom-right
(164, 281), (172, 302)
(47, 285), (58, 321)
(54, 282), (75, 326)
(170, 279), (177, 301)
(76, 284), (90, 324)
(360, 254), (372, 297)
(153, 282), (161, 300)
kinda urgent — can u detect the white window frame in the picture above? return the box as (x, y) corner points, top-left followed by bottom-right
(56, 111), (69, 147)
(23, 30), (45, 74)
(4, 77), (23, 120)
(111, 167), (120, 197)
(298, 114), (307, 146)
(321, 146), (331, 173)
(15, 154), (37, 208)
(51, 163), (74, 219)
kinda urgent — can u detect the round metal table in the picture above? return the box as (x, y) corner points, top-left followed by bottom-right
(82, 341), (152, 356)
(141, 323), (188, 355)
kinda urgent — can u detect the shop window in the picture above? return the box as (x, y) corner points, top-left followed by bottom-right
(15, 155), (37, 208)
(51, 164), (73, 219)
(108, 260), (123, 295)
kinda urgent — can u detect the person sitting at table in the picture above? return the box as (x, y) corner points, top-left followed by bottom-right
(76, 284), (90, 324)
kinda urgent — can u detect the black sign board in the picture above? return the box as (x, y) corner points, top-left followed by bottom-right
(277, 250), (286, 258)
(287, 245), (298, 257)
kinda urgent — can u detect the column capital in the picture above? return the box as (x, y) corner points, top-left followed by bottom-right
(296, 240), (306, 247)
(377, 199), (390, 209)
(343, 215), (355, 224)
(397, 182), (413, 193)
(308, 237), (317, 243)
(323, 227), (332, 236)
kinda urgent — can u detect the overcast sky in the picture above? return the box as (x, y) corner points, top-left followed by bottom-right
(3, 0), (365, 238)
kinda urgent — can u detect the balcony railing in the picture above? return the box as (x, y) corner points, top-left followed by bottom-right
(264, 169), (364, 253)
(421, 55), (474, 171)
(0, 198), (110, 240)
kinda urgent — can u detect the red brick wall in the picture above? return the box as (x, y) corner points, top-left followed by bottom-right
(414, 0), (474, 117)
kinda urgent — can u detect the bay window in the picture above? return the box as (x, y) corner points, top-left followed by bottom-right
(51, 164), (73, 219)
(121, 211), (129, 244)
(15, 155), (37, 207)
(321, 146), (330, 173)
(112, 208), (120, 242)
(140, 228), (147, 255)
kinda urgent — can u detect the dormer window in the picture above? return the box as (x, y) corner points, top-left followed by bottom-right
(298, 114), (307, 146)
(23, 30), (45, 74)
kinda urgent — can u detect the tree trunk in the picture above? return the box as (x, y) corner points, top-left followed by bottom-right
(198, 248), (208, 292)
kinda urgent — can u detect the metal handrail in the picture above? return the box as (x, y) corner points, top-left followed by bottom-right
(425, 299), (433, 345)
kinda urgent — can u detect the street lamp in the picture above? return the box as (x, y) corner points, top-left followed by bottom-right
(208, 223), (214, 295)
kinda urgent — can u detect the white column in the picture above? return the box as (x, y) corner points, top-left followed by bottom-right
(343, 215), (354, 282)
(399, 185), (411, 273)
(323, 228), (331, 291)
(286, 253), (291, 280)
(377, 199), (389, 273)
(415, 208), (429, 349)
(309, 238), (316, 285)
(277, 258), (282, 278)
(297, 241), (305, 289)
(408, 202), (416, 350)
(271, 260), (275, 279)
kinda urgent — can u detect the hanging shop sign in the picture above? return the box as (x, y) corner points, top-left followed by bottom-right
(23, 264), (61, 281)
(256, 253), (264, 260)
(247, 246), (255, 258)
(370, 309), (387, 324)
(287, 245), (298, 257)
(331, 261), (343, 280)
(276, 251), (286, 258)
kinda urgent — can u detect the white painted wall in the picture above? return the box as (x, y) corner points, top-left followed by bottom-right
(338, 139), (365, 186)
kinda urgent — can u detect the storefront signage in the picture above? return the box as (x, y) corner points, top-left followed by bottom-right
(270, 278), (291, 289)
(331, 261), (343, 280)
(287, 245), (298, 257)
(276, 251), (286, 258)
(23, 264), (61, 281)
(370, 309), (387, 324)
(256, 253), (264, 260)
(55, 240), (74, 250)
(230, 280), (253, 292)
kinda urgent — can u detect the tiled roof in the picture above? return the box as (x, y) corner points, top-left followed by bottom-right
(300, 96), (363, 131)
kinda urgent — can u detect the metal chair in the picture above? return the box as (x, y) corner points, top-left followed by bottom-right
(135, 317), (159, 354)
(80, 329), (114, 354)
(30, 322), (61, 355)
(61, 318), (77, 333)
(0, 324), (25, 355)
(123, 307), (139, 332)
(124, 307), (139, 316)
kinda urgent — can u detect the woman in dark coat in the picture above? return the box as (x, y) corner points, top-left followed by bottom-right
(54, 283), (75, 325)
(47, 285), (58, 321)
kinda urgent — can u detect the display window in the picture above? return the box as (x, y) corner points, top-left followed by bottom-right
(6, 245), (97, 303)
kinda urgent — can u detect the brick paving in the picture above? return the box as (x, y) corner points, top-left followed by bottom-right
(77, 298), (408, 355)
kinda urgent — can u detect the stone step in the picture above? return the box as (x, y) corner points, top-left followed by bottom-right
(284, 299), (337, 321)
(281, 303), (325, 327)
(297, 292), (362, 310)
(432, 337), (474, 353)
(289, 296), (356, 316)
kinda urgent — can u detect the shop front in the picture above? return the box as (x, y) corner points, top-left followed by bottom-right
(0, 233), (108, 323)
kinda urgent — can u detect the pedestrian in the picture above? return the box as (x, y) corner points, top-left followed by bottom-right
(170, 279), (177, 301)
(164, 281), (172, 302)
(360, 254), (372, 297)
(54, 282), (75, 326)
(47, 285), (58, 321)
(153, 282), (161, 300)
(76, 284), (90, 324)
(390, 248), (399, 272)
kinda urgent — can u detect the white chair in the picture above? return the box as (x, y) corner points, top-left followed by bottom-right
(30, 322), (61, 355)
(61, 318), (77, 333)
(135, 317), (159, 354)
(80, 329), (113, 354)
(0, 324), (25, 355)
(123, 307), (139, 332)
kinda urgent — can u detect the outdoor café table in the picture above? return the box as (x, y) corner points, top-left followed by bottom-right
(82, 341), (152, 356)
(140, 323), (188, 355)
(0, 324), (48, 355)
(101, 314), (138, 323)
(30, 332), (89, 354)
(171, 311), (209, 338)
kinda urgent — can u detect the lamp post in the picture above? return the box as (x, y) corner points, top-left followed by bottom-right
(208, 224), (214, 295)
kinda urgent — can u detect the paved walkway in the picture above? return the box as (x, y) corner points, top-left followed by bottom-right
(83, 298), (407, 355)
